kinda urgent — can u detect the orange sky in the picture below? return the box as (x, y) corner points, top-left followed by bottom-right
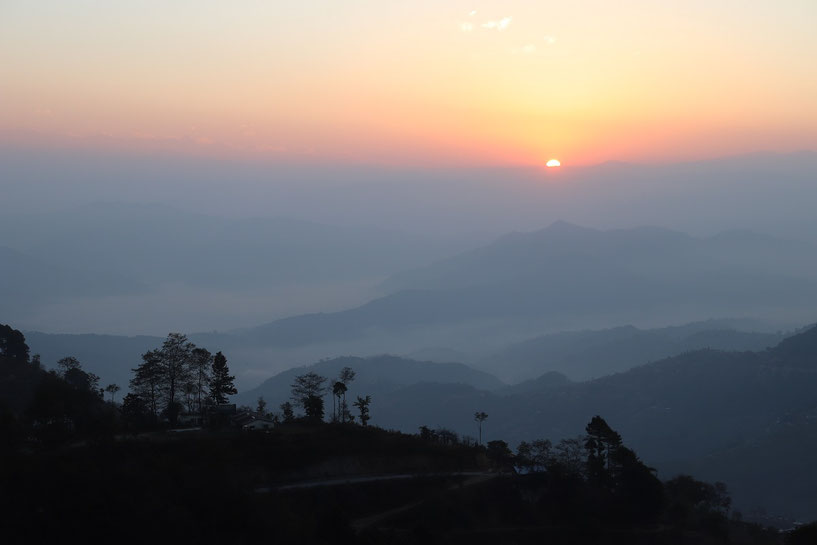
(1, 1), (815, 166)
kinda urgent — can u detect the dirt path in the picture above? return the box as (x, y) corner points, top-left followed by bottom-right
(350, 472), (497, 531)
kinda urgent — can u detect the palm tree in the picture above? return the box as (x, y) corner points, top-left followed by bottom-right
(105, 383), (121, 404)
(332, 381), (347, 422)
(474, 411), (488, 445)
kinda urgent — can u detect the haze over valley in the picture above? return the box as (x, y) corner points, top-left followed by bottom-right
(3, 1), (817, 541)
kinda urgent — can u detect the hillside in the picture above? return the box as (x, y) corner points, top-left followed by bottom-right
(0, 202), (466, 290)
(239, 224), (817, 351)
(364, 325), (817, 519)
(235, 355), (504, 407)
(479, 321), (786, 382)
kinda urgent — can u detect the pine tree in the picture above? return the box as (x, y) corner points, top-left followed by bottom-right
(209, 351), (237, 404)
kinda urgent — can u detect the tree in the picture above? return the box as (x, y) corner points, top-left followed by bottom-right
(190, 347), (212, 414)
(182, 382), (196, 413)
(130, 350), (163, 420)
(57, 356), (81, 373)
(256, 396), (267, 416)
(337, 367), (355, 423)
(57, 356), (100, 392)
(303, 395), (324, 422)
(157, 333), (195, 420)
(353, 395), (371, 426)
(554, 436), (585, 476)
(104, 383), (121, 404)
(585, 415), (623, 485)
(120, 393), (150, 431)
(291, 372), (328, 421)
(339, 366), (356, 386)
(419, 425), (435, 441)
(332, 381), (346, 422)
(486, 440), (514, 472)
(280, 401), (295, 423)
(209, 351), (237, 404)
(516, 438), (552, 473)
(0, 324), (29, 362)
(474, 411), (488, 445)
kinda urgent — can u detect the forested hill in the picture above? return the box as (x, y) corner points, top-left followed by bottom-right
(477, 320), (785, 382)
(362, 325), (817, 520)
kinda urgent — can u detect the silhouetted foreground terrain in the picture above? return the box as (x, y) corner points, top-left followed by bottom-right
(2, 324), (816, 543)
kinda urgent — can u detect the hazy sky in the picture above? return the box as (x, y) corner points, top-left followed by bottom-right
(2, 1), (816, 167)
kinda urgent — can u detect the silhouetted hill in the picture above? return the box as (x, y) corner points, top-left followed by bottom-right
(497, 371), (572, 395)
(366, 325), (817, 519)
(382, 222), (817, 293)
(479, 321), (785, 382)
(235, 355), (504, 407)
(0, 202), (465, 290)
(21, 331), (165, 390)
(766, 322), (817, 367)
(238, 224), (817, 350)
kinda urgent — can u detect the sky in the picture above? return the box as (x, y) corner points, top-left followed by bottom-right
(1, 1), (816, 167)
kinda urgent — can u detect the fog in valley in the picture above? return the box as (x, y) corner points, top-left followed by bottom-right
(6, 2), (817, 541)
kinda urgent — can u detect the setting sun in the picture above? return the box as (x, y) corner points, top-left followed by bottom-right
(546, 159), (561, 168)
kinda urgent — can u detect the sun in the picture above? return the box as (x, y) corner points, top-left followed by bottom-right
(546, 159), (561, 168)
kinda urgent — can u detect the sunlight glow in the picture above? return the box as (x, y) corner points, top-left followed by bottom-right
(546, 159), (561, 167)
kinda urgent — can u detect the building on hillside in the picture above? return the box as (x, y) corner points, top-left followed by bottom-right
(242, 418), (276, 431)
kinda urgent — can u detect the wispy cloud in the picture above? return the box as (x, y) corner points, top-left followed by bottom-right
(459, 22), (474, 32)
(482, 16), (512, 31)
(520, 44), (536, 54)
(543, 35), (556, 45)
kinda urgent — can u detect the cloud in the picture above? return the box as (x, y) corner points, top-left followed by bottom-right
(482, 16), (512, 31)
(469, 10), (477, 16)
(520, 44), (536, 54)
(459, 22), (474, 32)
(543, 35), (556, 45)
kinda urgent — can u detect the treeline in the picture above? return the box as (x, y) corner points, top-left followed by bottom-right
(274, 369), (372, 426)
(0, 324), (238, 444)
(400, 416), (780, 544)
(0, 324), (118, 445)
(125, 332), (237, 428)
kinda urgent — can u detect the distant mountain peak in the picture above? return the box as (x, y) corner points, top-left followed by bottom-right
(542, 220), (595, 235)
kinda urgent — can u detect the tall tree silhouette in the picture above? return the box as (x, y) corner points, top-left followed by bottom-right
(353, 395), (371, 426)
(58, 356), (100, 392)
(474, 411), (488, 445)
(190, 347), (212, 414)
(585, 415), (621, 484)
(131, 349), (162, 419)
(332, 381), (346, 422)
(104, 383), (121, 403)
(338, 367), (355, 423)
(291, 372), (327, 422)
(209, 351), (237, 404)
(157, 333), (195, 423)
